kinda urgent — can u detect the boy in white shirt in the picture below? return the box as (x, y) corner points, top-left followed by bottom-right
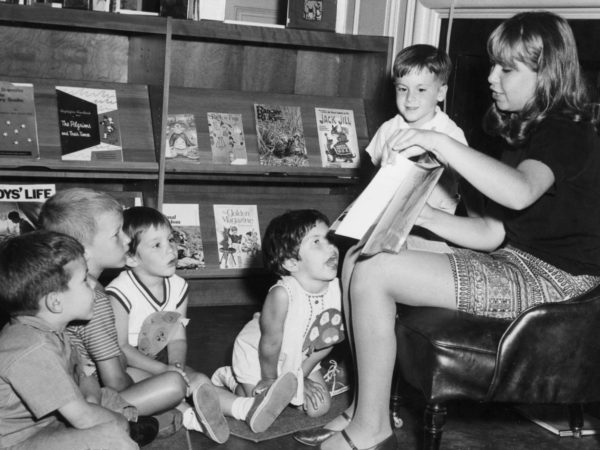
(367, 44), (467, 214)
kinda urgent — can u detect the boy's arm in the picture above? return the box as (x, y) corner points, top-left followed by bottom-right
(257, 286), (289, 384)
(59, 396), (129, 431)
(110, 296), (169, 375)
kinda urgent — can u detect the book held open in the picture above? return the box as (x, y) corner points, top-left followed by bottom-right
(330, 152), (443, 257)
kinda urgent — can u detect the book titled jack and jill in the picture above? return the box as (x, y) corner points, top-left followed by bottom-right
(56, 86), (123, 162)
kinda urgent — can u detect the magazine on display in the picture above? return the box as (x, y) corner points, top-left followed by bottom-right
(254, 103), (308, 167)
(0, 81), (39, 159)
(0, 184), (56, 239)
(213, 204), (262, 269)
(207, 112), (248, 165)
(315, 107), (360, 168)
(162, 203), (205, 270)
(56, 86), (123, 161)
(165, 114), (200, 162)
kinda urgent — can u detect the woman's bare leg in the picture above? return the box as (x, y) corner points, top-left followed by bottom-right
(321, 250), (456, 449)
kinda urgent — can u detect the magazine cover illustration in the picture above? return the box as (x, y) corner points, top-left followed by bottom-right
(213, 204), (262, 269)
(165, 114), (200, 161)
(56, 86), (122, 161)
(254, 104), (308, 167)
(0, 184), (56, 240)
(0, 81), (40, 159)
(162, 203), (205, 270)
(315, 107), (360, 168)
(207, 112), (248, 165)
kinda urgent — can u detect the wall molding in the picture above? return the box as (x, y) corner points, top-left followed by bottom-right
(402, 0), (600, 47)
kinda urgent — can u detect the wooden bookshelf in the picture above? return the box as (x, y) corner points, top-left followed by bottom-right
(0, 3), (394, 305)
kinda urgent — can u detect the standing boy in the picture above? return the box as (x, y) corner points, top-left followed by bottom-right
(0, 231), (137, 450)
(367, 44), (467, 214)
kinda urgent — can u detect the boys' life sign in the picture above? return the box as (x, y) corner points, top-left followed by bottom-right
(0, 184), (55, 202)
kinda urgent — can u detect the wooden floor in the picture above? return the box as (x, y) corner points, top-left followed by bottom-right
(184, 305), (600, 450)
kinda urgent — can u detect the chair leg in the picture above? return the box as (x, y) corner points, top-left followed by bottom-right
(423, 403), (447, 450)
(568, 404), (584, 438)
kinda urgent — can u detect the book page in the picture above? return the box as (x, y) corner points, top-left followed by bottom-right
(360, 157), (442, 256)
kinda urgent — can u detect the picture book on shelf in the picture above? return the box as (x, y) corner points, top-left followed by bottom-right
(56, 86), (123, 162)
(207, 112), (248, 165)
(213, 204), (262, 269)
(330, 152), (443, 257)
(165, 114), (200, 162)
(0, 184), (56, 240)
(162, 203), (205, 270)
(315, 107), (360, 168)
(287, 0), (337, 32)
(254, 104), (308, 167)
(0, 81), (39, 159)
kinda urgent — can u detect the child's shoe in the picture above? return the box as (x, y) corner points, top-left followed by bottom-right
(246, 372), (297, 433)
(191, 383), (230, 443)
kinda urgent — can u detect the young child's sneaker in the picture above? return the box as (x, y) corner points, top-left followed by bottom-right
(246, 372), (297, 433)
(191, 383), (230, 443)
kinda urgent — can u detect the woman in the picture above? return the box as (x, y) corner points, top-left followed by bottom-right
(317, 11), (600, 450)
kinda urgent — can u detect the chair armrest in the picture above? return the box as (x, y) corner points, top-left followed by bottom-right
(489, 285), (600, 402)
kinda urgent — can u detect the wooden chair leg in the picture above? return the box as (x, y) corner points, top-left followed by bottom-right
(568, 404), (584, 438)
(423, 403), (447, 450)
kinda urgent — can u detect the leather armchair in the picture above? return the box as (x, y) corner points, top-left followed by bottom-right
(393, 284), (600, 449)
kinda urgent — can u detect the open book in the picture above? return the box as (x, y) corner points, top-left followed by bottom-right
(330, 152), (444, 257)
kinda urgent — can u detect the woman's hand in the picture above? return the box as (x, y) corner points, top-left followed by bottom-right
(382, 128), (447, 166)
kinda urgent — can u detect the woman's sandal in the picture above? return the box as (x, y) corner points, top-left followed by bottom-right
(292, 411), (352, 446)
(319, 430), (398, 450)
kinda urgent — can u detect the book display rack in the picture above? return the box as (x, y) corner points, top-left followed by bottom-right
(0, 3), (393, 305)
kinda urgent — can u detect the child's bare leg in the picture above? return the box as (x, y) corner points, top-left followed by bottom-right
(118, 371), (186, 416)
(322, 250), (456, 450)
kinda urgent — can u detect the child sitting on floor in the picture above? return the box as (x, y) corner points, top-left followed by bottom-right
(0, 231), (137, 450)
(38, 188), (229, 442)
(106, 206), (297, 434)
(213, 209), (345, 420)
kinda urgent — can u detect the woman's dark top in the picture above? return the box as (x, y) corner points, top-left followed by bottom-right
(503, 116), (600, 275)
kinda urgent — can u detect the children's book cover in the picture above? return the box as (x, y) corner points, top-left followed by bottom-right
(213, 204), (262, 269)
(254, 104), (308, 167)
(207, 112), (248, 165)
(0, 81), (40, 159)
(56, 86), (123, 161)
(0, 184), (56, 240)
(162, 203), (205, 270)
(287, 0), (337, 32)
(315, 107), (360, 168)
(165, 114), (200, 161)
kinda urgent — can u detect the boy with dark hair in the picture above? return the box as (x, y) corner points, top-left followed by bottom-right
(0, 231), (137, 450)
(368, 44), (468, 215)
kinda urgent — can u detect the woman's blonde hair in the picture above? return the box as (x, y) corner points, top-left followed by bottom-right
(483, 11), (590, 146)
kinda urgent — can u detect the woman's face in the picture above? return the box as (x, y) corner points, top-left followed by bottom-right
(488, 60), (537, 112)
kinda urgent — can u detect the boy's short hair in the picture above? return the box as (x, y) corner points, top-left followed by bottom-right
(393, 44), (452, 84)
(0, 230), (85, 317)
(38, 188), (123, 245)
(123, 206), (173, 255)
(262, 209), (330, 276)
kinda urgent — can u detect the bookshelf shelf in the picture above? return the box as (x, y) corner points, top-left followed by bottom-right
(0, 3), (393, 305)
